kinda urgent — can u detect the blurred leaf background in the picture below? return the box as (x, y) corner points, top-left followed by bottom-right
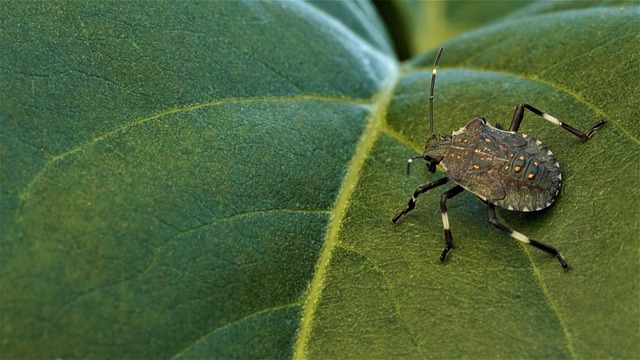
(1, 1), (638, 359)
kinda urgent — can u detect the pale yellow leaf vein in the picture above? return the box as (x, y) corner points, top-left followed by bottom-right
(16, 95), (371, 205)
(293, 67), (400, 359)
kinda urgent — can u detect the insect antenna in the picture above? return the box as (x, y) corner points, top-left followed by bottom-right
(429, 47), (444, 137)
(406, 47), (445, 176)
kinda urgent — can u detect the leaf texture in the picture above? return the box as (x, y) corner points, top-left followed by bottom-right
(1, 1), (638, 359)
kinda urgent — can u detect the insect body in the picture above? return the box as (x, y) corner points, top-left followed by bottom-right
(392, 48), (605, 268)
(436, 118), (561, 212)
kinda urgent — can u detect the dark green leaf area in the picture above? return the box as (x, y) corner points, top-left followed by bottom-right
(174, 304), (303, 359)
(2, 0), (393, 188)
(2, 0), (395, 356)
(3, 100), (367, 358)
(5, 211), (319, 359)
(309, 135), (571, 359)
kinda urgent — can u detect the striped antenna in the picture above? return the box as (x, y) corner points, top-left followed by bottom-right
(429, 47), (444, 136)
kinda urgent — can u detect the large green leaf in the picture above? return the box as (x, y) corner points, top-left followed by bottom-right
(302, 5), (639, 359)
(1, 1), (394, 358)
(1, 1), (638, 359)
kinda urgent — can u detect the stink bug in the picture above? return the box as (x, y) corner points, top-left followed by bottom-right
(392, 48), (605, 268)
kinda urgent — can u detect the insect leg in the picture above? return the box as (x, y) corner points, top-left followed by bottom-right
(392, 177), (449, 223)
(439, 185), (465, 262)
(486, 203), (568, 268)
(509, 103), (605, 140)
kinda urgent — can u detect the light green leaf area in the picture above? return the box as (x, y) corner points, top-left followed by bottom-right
(1, 2), (638, 360)
(305, 6), (639, 360)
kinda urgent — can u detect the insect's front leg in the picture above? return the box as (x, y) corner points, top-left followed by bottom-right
(392, 177), (449, 223)
(439, 185), (465, 262)
(406, 155), (440, 175)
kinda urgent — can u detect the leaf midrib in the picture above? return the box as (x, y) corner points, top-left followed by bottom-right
(292, 66), (401, 359)
(293, 63), (600, 358)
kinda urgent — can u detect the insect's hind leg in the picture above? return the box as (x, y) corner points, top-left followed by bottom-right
(509, 103), (605, 140)
(439, 185), (465, 262)
(486, 203), (568, 268)
(392, 177), (449, 223)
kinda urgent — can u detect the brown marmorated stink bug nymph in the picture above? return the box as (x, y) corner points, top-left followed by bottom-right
(392, 48), (605, 269)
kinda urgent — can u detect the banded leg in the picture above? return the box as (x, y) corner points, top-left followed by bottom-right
(509, 103), (605, 140)
(486, 203), (568, 268)
(439, 185), (465, 262)
(392, 177), (449, 223)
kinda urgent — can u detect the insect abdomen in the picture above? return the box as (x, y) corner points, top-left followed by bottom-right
(494, 136), (561, 211)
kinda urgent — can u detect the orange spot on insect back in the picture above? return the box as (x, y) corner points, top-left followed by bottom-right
(473, 164), (480, 169)
(485, 138), (491, 142)
(514, 166), (522, 172)
(519, 155), (525, 161)
(528, 173), (535, 179)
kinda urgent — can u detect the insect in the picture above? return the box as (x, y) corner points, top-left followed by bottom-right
(392, 48), (605, 268)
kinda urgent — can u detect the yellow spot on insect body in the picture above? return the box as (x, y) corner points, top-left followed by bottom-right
(485, 138), (491, 142)
(533, 161), (539, 166)
(473, 164), (480, 169)
(504, 165), (509, 170)
(519, 155), (525, 161)
(528, 173), (535, 179)
(514, 166), (522, 172)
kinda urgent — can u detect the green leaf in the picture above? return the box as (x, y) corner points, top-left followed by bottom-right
(2, 1), (638, 359)
(303, 5), (640, 360)
(1, 1), (394, 358)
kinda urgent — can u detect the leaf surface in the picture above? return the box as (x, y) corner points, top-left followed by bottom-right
(1, 2), (394, 358)
(1, 1), (638, 359)
(303, 5), (639, 360)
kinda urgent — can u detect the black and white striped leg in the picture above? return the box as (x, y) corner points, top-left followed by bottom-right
(392, 177), (449, 223)
(509, 103), (605, 140)
(486, 203), (568, 268)
(439, 185), (465, 262)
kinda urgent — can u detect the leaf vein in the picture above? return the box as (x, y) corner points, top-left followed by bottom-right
(336, 243), (426, 358)
(292, 67), (400, 358)
(169, 301), (303, 360)
(16, 95), (373, 207)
